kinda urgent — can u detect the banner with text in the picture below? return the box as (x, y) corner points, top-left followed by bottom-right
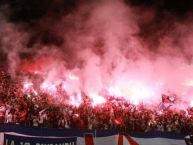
(3, 133), (77, 145)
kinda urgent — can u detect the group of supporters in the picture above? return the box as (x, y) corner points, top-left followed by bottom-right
(0, 71), (193, 135)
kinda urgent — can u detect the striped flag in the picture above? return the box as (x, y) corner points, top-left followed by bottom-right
(79, 133), (139, 145)
(0, 124), (186, 145)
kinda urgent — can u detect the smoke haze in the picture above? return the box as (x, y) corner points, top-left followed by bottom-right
(0, 0), (193, 106)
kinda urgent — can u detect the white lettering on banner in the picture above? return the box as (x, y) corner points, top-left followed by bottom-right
(35, 143), (72, 145)
(5, 141), (74, 145)
(5, 140), (15, 145)
(5, 140), (31, 145)
(6, 140), (15, 145)
(20, 142), (30, 145)
(5, 139), (8, 145)
(10, 140), (15, 145)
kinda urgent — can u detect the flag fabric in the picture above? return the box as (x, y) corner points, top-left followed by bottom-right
(130, 132), (186, 145)
(77, 133), (139, 145)
(162, 94), (171, 103)
(0, 132), (186, 145)
(162, 94), (176, 104)
(0, 132), (136, 145)
(77, 132), (186, 145)
(0, 124), (186, 145)
(159, 94), (176, 110)
(158, 102), (173, 110)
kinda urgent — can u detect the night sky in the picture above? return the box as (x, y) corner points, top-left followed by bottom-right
(0, 0), (193, 71)
(1, 0), (193, 50)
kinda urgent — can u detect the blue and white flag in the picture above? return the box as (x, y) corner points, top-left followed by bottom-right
(0, 124), (186, 145)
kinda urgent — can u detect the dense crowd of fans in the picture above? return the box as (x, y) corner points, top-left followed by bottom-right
(0, 71), (193, 135)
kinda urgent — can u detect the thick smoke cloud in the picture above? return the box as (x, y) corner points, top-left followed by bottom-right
(0, 0), (193, 106)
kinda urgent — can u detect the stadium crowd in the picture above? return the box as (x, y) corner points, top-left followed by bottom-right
(0, 71), (193, 135)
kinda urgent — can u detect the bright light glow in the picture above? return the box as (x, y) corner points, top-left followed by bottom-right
(67, 73), (79, 81)
(40, 81), (57, 93)
(69, 93), (82, 107)
(23, 81), (33, 90)
(129, 85), (154, 104)
(108, 82), (155, 105)
(157, 110), (163, 115)
(90, 93), (106, 106)
(185, 80), (193, 87)
(190, 100), (193, 107)
(108, 86), (121, 96)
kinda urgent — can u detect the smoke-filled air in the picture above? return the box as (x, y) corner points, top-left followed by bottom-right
(0, 0), (193, 108)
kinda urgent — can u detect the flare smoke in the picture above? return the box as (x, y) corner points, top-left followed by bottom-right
(0, 0), (193, 106)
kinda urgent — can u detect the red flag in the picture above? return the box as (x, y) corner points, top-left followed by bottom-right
(118, 133), (139, 145)
(85, 134), (94, 145)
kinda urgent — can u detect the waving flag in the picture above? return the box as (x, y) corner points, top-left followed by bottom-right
(162, 94), (176, 103)
(159, 94), (176, 110)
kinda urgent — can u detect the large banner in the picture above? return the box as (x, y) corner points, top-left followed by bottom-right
(0, 124), (187, 145)
(0, 132), (186, 145)
(3, 133), (77, 145)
